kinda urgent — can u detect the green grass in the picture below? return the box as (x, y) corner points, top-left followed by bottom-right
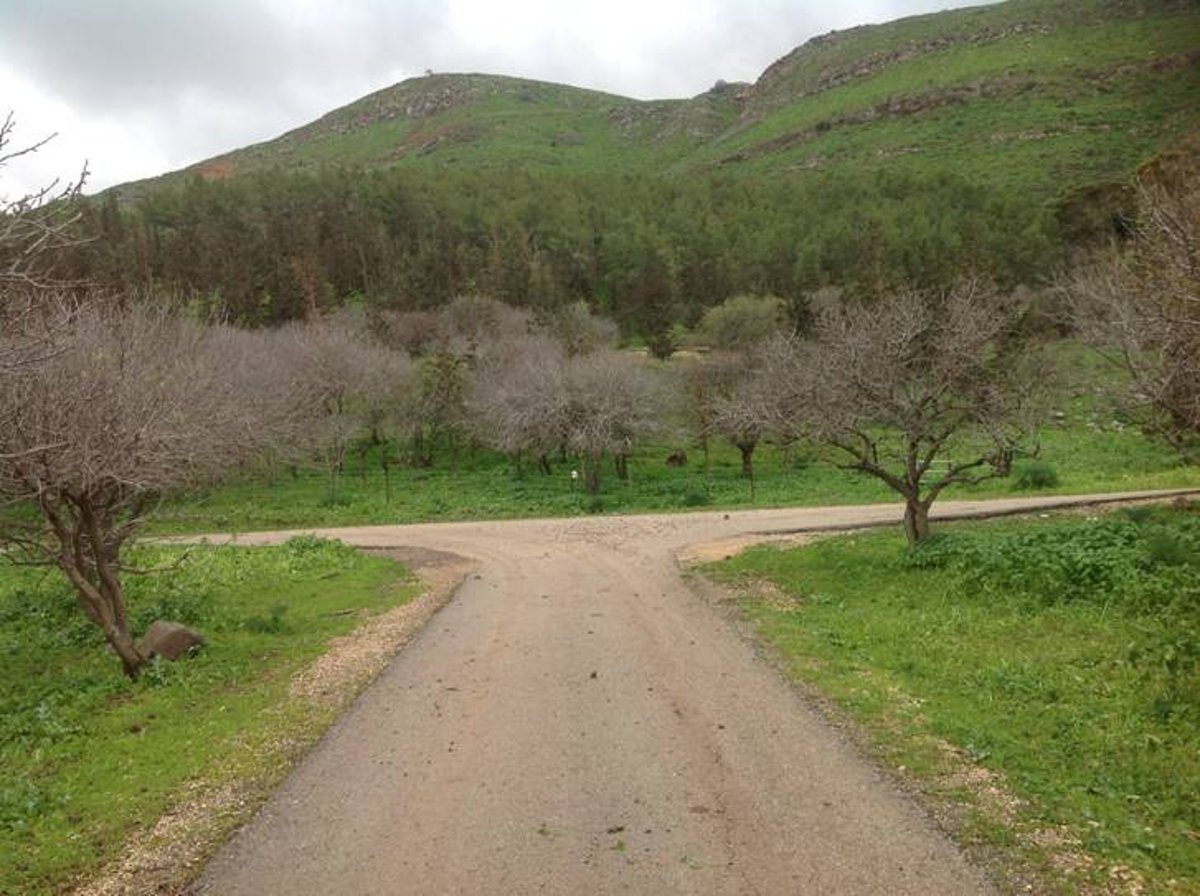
(701, 505), (1200, 892)
(0, 537), (416, 895)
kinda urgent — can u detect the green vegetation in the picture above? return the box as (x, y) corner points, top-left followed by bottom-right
(121, 1), (1197, 193)
(702, 505), (1200, 892)
(0, 538), (416, 895)
(81, 0), (1199, 330)
(150, 395), (1200, 535)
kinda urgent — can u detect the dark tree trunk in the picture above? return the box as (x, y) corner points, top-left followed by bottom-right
(737, 440), (757, 499)
(904, 496), (933, 544)
(584, 451), (602, 494)
(48, 496), (146, 678)
(614, 452), (629, 481)
(537, 452), (552, 476)
(737, 441), (756, 479)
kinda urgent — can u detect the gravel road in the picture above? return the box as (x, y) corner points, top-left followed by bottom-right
(188, 490), (1195, 895)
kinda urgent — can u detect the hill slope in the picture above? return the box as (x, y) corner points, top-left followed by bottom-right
(122, 0), (1200, 206)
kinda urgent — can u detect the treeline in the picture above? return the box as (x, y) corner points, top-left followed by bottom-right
(75, 166), (1060, 336)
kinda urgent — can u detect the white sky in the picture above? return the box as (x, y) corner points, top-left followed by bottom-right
(0, 0), (995, 197)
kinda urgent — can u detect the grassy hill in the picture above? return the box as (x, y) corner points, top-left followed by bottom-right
(119, 0), (1200, 208)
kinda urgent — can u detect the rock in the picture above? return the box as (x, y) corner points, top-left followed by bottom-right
(138, 620), (205, 661)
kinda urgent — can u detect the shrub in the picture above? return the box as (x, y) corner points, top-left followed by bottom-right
(1013, 461), (1059, 489)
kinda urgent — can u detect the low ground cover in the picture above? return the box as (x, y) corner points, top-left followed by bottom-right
(149, 409), (1200, 535)
(702, 504), (1200, 893)
(0, 537), (415, 896)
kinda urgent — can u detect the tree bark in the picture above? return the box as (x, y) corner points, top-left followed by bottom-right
(904, 496), (933, 544)
(614, 452), (629, 481)
(584, 451), (602, 494)
(737, 441), (756, 480)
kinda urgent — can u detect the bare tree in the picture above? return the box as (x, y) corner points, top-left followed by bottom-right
(0, 112), (89, 293)
(1070, 174), (1200, 456)
(562, 351), (664, 493)
(0, 299), (296, 676)
(791, 282), (1046, 543)
(709, 336), (800, 495)
(440, 294), (532, 356)
(467, 333), (567, 474)
(278, 317), (412, 497)
(0, 113), (90, 388)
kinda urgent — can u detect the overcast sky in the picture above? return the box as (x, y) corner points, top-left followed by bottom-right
(0, 0), (995, 196)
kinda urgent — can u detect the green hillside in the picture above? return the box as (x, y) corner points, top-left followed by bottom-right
(84, 0), (1199, 329)
(120, 0), (1199, 206)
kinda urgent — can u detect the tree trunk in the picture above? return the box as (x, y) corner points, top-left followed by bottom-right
(737, 441), (756, 479)
(614, 452), (629, 481)
(904, 496), (933, 544)
(104, 620), (147, 678)
(737, 441), (757, 500)
(537, 452), (552, 476)
(584, 451), (602, 494)
(50, 504), (147, 678)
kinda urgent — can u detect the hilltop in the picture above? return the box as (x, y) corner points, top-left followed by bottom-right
(83, 0), (1200, 331)
(117, 0), (1200, 206)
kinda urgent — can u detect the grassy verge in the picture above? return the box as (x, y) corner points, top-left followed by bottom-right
(0, 537), (417, 896)
(699, 504), (1200, 894)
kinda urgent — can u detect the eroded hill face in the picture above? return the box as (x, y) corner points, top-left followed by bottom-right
(115, 0), (1199, 208)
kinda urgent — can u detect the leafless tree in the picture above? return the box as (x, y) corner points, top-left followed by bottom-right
(561, 351), (665, 493)
(0, 112), (89, 293)
(467, 333), (567, 474)
(0, 113), (91, 387)
(708, 335), (802, 495)
(1069, 174), (1200, 456)
(441, 291), (530, 355)
(277, 318), (412, 496)
(0, 299), (298, 676)
(790, 281), (1046, 543)
(370, 308), (445, 357)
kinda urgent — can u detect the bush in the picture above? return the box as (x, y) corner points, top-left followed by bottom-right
(1012, 461), (1059, 489)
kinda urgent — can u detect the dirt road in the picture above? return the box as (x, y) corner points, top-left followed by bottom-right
(188, 490), (1194, 895)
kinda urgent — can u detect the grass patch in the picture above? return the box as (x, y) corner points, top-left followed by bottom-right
(0, 537), (417, 895)
(702, 504), (1200, 893)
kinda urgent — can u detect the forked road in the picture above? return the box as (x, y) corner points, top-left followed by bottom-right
(190, 490), (1194, 895)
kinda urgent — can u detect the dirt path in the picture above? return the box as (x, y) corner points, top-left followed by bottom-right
(187, 490), (1195, 895)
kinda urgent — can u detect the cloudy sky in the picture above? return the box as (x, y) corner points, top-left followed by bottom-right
(0, 0), (994, 196)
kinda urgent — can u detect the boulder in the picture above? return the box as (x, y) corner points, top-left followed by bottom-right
(137, 620), (205, 661)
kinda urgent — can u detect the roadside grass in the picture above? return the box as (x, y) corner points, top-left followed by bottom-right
(0, 537), (416, 896)
(700, 505), (1200, 893)
(148, 394), (1200, 535)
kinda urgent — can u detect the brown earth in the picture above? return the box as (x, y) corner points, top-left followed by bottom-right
(185, 490), (1196, 895)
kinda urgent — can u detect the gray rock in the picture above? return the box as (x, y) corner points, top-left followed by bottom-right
(138, 620), (205, 661)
